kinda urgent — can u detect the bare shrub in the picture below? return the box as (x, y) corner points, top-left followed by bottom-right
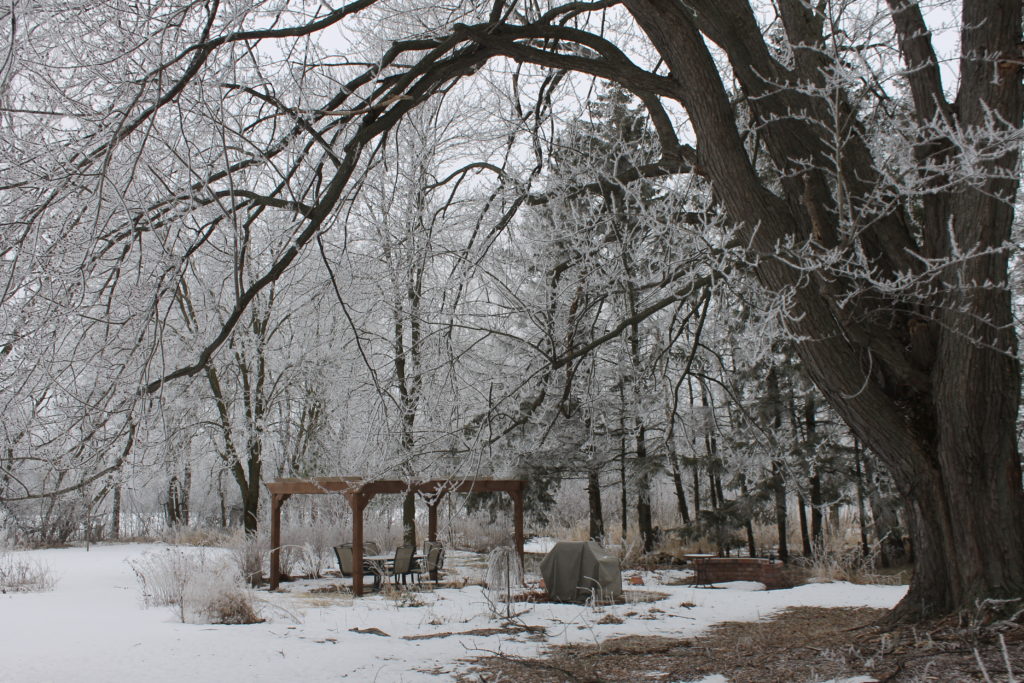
(229, 532), (269, 585)
(3, 498), (84, 547)
(0, 551), (57, 593)
(129, 547), (207, 621)
(128, 546), (261, 624)
(289, 522), (336, 579)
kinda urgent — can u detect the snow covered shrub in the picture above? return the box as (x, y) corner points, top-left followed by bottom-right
(129, 547), (261, 624)
(0, 550), (57, 593)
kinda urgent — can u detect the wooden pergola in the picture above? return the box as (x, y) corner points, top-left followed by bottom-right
(265, 477), (526, 595)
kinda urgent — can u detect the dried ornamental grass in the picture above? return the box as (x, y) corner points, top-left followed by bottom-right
(129, 547), (261, 624)
(0, 550), (57, 593)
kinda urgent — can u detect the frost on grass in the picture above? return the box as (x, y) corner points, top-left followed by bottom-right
(0, 550), (57, 593)
(129, 547), (261, 624)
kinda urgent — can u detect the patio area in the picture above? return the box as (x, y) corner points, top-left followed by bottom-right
(265, 477), (527, 595)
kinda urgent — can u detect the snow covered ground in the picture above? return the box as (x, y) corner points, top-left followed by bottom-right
(0, 544), (906, 682)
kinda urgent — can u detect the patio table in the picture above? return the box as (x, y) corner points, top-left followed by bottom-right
(362, 553), (424, 590)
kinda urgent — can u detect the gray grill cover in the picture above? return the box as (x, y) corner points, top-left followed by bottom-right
(540, 541), (623, 603)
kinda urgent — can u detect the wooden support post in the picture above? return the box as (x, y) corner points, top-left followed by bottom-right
(511, 487), (525, 582)
(350, 492), (366, 597)
(269, 493), (290, 590)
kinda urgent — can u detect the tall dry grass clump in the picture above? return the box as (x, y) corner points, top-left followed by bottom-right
(801, 540), (901, 585)
(0, 550), (57, 593)
(129, 546), (261, 624)
(0, 517), (57, 592)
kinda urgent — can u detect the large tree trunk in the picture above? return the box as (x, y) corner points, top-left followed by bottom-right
(241, 480), (260, 536)
(625, 0), (1024, 619)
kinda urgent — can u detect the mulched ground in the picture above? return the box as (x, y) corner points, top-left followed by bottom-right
(461, 606), (1024, 682)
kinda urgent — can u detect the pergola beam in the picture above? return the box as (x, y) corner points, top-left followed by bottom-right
(266, 477), (525, 496)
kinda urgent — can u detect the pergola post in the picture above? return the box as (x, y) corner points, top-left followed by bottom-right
(349, 492), (368, 596)
(269, 493), (290, 590)
(511, 486), (525, 579)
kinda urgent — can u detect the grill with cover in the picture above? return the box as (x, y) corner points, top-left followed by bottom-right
(539, 541), (623, 603)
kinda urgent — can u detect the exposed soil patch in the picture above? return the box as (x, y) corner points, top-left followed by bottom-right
(462, 606), (1024, 682)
